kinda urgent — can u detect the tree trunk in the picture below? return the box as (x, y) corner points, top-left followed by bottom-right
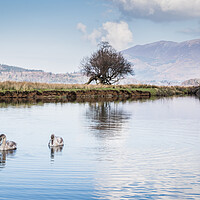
(85, 76), (97, 84)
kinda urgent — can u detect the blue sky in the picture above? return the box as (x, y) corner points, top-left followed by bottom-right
(0, 0), (200, 73)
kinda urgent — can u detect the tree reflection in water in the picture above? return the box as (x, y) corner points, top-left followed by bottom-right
(86, 102), (131, 138)
(0, 150), (16, 168)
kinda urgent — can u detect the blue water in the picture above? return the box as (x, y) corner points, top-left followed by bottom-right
(0, 97), (200, 199)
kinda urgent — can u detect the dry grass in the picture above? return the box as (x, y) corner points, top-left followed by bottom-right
(0, 81), (195, 96)
(0, 81), (158, 91)
(0, 81), (107, 91)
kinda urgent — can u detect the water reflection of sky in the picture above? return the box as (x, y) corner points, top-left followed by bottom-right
(0, 97), (199, 199)
(85, 97), (200, 199)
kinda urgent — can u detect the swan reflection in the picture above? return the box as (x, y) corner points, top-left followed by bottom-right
(0, 150), (16, 168)
(49, 146), (63, 161)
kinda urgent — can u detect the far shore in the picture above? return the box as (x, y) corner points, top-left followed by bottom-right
(0, 81), (199, 102)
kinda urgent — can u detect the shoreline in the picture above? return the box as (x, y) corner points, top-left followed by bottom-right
(0, 81), (199, 101)
(0, 89), (151, 101)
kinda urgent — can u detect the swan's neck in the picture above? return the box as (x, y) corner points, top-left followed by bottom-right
(2, 137), (6, 147)
(51, 139), (54, 145)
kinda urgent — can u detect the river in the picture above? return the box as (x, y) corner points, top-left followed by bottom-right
(0, 96), (200, 199)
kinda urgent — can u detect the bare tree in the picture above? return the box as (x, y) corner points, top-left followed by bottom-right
(81, 42), (134, 85)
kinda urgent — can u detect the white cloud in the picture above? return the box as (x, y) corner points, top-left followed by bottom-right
(77, 21), (133, 50)
(110, 0), (200, 21)
(88, 29), (102, 45)
(77, 23), (87, 34)
(101, 21), (133, 50)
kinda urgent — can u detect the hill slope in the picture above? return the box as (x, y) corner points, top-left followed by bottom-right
(1, 39), (199, 85)
(0, 64), (43, 72)
(122, 39), (200, 83)
(0, 64), (87, 84)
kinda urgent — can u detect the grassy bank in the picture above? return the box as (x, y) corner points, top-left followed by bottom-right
(0, 81), (197, 96)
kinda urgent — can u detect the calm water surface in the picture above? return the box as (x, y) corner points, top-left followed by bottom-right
(0, 97), (200, 199)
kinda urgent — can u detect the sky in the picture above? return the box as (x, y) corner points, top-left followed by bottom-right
(0, 0), (200, 73)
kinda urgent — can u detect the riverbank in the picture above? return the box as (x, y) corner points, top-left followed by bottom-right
(0, 89), (151, 102)
(0, 81), (199, 101)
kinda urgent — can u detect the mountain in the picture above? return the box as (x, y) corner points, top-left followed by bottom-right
(1, 39), (199, 85)
(0, 64), (87, 84)
(122, 39), (200, 83)
(0, 64), (43, 72)
(182, 78), (200, 86)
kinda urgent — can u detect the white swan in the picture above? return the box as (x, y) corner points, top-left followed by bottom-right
(0, 134), (17, 151)
(48, 134), (64, 147)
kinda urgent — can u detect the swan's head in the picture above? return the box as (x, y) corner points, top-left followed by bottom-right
(0, 134), (6, 143)
(51, 134), (55, 140)
(0, 134), (6, 141)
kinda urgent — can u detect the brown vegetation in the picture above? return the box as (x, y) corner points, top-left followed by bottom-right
(0, 81), (195, 91)
(0, 81), (198, 102)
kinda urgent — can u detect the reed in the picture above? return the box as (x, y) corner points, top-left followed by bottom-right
(0, 81), (153, 90)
